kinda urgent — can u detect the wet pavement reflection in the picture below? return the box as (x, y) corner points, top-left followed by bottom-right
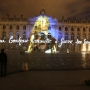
(7, 53), (90, 73)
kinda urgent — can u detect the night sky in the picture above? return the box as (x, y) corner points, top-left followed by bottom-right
(0, 0), (90, 20)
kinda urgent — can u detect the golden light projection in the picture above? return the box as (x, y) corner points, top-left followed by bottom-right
(28, 16), (50, 52)
(88, 44), (90, 51)
(31, 16), (49, 33)
(82, 44), (86, 52)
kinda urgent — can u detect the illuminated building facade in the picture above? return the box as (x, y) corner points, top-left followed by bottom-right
(0, 9), (90, 53)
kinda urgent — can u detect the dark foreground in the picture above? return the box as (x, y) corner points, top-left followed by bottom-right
(0, 70), (90, 90)
(1, 53), (90, 90)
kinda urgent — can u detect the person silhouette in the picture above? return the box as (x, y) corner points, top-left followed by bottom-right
(0, 49), (7, 77)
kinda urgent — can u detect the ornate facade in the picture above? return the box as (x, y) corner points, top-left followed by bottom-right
(0, 9), (90, 53)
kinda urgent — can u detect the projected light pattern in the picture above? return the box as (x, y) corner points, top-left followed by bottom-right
(28, 15), (60, 53)
(82, 44), (86, 52)
(31, 16), (49, 33)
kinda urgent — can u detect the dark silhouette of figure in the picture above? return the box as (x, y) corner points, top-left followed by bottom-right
(0, 49), (7, 77)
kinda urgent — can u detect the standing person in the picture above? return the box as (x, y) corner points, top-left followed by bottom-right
(0, 49), (7, 77)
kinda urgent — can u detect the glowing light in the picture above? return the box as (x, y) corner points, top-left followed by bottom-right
(30, 35), (34, 43)
(27, 15), (61, 53)
(28, 34), (35, 52)
(28, 15), (50, 52)
(9, 36), (29, 45)
(82, 52), (86, 54)
(58, 38), (73, 48)
(82, 44), (86, 52)
(52, 45), (56, 53)
(45, 45), (59, 53)
(88, 44), (90, 51)
(45, 49), (51, 53)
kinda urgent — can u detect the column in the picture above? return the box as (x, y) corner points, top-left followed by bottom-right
(86, 27), (88, 40)
(13, 24), (16, 50)
(68, 26), (71, 52)
(6, 24), (9, 50)
(19, 24), (23, 51)
(74, 27), (77, 52)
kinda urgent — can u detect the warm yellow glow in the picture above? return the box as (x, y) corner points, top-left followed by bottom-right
(82, 52), (86, 54)
(88, 44), (90, 51)
(52, 45), (56, 53)
(45, 45), (57, 53)
(31, 16), (49, 33)
(28, 35), (35, 52)
(82, 44), (86, 51)
(28, 16), (50, 52)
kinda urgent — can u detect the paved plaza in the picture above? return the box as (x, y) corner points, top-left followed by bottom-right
(6, 52), (90, 73)
(0, 52), (90, 90)
(0, 70), (90, 90)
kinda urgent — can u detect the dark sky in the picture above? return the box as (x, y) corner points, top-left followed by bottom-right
(0, 0), (90, 20)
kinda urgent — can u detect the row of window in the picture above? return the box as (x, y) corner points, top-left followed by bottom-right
(0, 43), (84, 51)
(3, 25), (26, 30)
(34, 26), (90, 32)
(59, 27), (90, 32)
(2, 30), (26, 39)
(58, 33), (90, 40)
(34, 26), (51, 30)
(2, 24), (90, 32)
(2, 43), (26, 50)
(59, 44), (81, 52)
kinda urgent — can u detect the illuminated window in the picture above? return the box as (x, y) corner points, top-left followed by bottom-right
(71, 33), (74, 40)
(58, 33), (62, 41)
(3, 25), (6, 29)
(16, 31), (19, 39)
(77, 27), (80, 31)
(65, 27), (68, 31)
(9, 30), (13, 38)
(88, 44), (90, 51)
(10, 25), (13, 29)
(2, 31), (6, 39)
(23, 25), (26, 30)
(65, 33), (68, 40)
(82, 44), (86, 51)
(83, 28), (85, 31)
(23, 30), (26, 39)
(77, 34), (80, 39)
(83, 34), (86, 39)
(71, 27), (74, 31)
